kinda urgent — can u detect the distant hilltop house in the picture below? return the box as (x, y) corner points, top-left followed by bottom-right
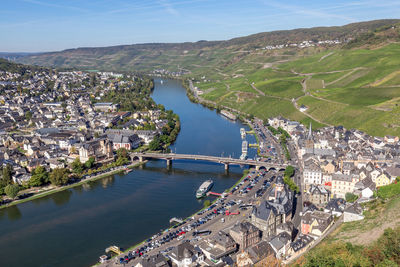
(299, 104), (308, 112)
(384, 135), (399, 144)
(93, 102), (119, 112)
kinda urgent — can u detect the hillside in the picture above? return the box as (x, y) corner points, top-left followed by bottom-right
(293, 183), (400, 266)
(17, 19), (399, 72)
(16, 19), (400, 136)
(0, 58), (48, 74)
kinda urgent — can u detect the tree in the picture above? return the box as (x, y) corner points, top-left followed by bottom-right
(25, 110), (32, 121)
(29, 166), (49, 187)
(149, 136), (161, 151)
(49, 168), (70, 186)
(0, 164), (13, 194)
(345, 192), (358, 203)
(284, 166), (295, 177)
(116, 148), (128, 159)
(2, 164), (12, 183)
(4, 184), (19, 199)
(71, 157), (84, 174)
(116, 156), (129, 166)
(84, 157), (95, 169)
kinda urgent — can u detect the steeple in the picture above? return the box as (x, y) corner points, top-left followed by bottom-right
(305, 122), (315, 151)
(307, 122), (313, 140)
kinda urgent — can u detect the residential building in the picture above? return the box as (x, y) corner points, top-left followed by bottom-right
(168, 242), (204, 267)
(198, 231), (237, 262)
(268, 231), (291, 259)
(343, 203), (364, 222)
(288, 235), (314, 258)
(236, 241), (274, 267)
(301, 210), (334, 237)
(303, 159), (322, 185)
(135, 253), (171, 267)
(306, 184), (330, 206)
(331, 173), (360, 198)
(376, 171), (391, 187)
(229, 221), (261, 249)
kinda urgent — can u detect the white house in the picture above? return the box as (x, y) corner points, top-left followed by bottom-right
(303, 160), (323, 185)
(343, 203), (364, 222)
(168, 242), (204, 267)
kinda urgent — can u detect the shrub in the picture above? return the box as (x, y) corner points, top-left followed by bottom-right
(345, 192), (358, 203)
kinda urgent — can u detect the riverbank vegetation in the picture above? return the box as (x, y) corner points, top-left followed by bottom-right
(0, 147), (133, 208)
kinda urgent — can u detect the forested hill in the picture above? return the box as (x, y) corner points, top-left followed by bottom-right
(16, 19), (399, 72)
(0, 58), (48, 74)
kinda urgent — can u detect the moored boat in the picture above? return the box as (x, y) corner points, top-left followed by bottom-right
(196, 180), (214, 198)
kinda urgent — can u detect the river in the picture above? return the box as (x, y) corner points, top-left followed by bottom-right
(0, 78), (257, 267)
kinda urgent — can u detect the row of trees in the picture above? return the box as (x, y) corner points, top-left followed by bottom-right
(1, 146), (132, 202)
(71, 157), (95, 175)
(283, 165), (299, 193)
(29, 166), (71, 187)
(268, 126), (291, 160)
(0, 164), (13, 194)
(1, 166), (71, 200)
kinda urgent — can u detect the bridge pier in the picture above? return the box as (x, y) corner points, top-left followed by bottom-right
(256, 165), (260, 171)
(166, 159), (172, 167)
(224, 163), (229, 171)
(139, 156), (143, 162)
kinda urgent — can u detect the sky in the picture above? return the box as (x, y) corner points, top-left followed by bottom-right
(0, 0), (399, 52)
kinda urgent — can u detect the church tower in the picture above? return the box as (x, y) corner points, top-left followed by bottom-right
(305, 122), (314, 151)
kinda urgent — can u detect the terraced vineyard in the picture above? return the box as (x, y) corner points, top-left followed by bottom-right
(195, 43), (400, 136)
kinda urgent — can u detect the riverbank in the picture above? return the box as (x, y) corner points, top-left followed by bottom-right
(93, 168), (250, 266)
(0, 78), (247, 267)
(0, 160), (147, 210)
(182, 79), (253, 123)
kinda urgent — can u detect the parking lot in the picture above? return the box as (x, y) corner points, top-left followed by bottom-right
(100, 169), (280, 266)
(251, 120), (284, 164)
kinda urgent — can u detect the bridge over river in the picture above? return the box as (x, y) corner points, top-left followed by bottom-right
(130, 152), (289, 171)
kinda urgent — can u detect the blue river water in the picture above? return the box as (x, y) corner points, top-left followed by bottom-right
(0, 78), (257, 267)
